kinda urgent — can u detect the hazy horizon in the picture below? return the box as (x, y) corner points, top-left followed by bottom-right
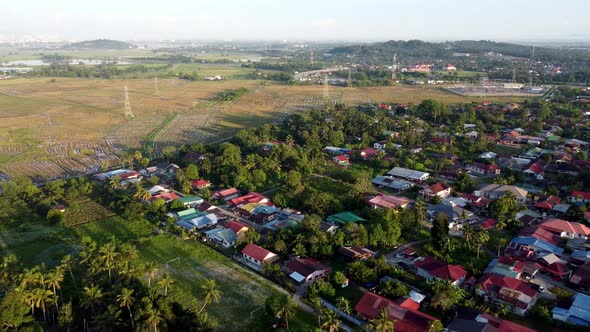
(3, 0), (590, 43)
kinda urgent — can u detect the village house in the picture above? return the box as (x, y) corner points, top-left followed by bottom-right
(537, 253), (572, 280)
(227, 192), (269, 208)
(333, 154), (350, 166)
(476, 274), (538, 316)
(204, 228), (237, 248)
(223, 220), (251, 236)
(569, 191), (590, 204)
(191, 179), (211, 190)
(338, 246), (376, 261)
(176, 213), (218, 230)
(474, 184), (528, 205)
(539, 218), (590, 240)
(212, 188), (240, 201)
(552, 293), (590, 327)
(504, 235), (564, 259)
(368, 194), (412, 209)
(413, 256), (468, 286)
(177, 195), (204, 208)
(241, 244), (279, 271)
(149, 192), (180, 203)
(354, 292), (437, 332)
(446, 312), (537, 332)
(483, 256), (527, 279)
(523, 160), (546, 179)
(283, 257), (331, 284)
(183, 151), (206, 165)
(326, 211), (366, 226)
(465, 162), (501, 176)
(569, 264), (590, 292)
(419, 182), (451, 201)
(371, 176), (414, 191)
(386, 167), (430, 182)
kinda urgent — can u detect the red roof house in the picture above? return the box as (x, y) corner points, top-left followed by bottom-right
(212, 188), (239, 201)
(479, 218), (496, 230)
(539, 218), (590, 239)
(355, 292), (437, 332)
(466, 162), (501, 176)
(228, 192), (269, 207)
(570, 190), (590, 203)
(149, 192), (180, 202)
(419, 182), (451, 200)
(368, 194), (412, 209)
(476, 274), (538, 316)
(283, 258), (331, 284)
(414, 256), (468, 286)
(241, 244), (279, 270)
(191, 179), (211, 189)
(224, 220), (251, 235)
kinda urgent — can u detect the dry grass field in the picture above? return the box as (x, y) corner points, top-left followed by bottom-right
(0, 77), (524, 181)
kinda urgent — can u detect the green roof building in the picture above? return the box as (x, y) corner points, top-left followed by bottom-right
(326, 211), (366, 225)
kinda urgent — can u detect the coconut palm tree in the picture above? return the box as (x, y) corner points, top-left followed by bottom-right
(133, 187), (151, 201)
(108, 176), (121, 191)
(46, 268), (64, 311)
(197, 278), (222, 314)
(143, 262), (159, 288)
(116, 288), (135, 329)
(370, 308), (394, 332)
(33, 287), (55, 322)
(463, 224), (475, 249)
(120, 243), (139, 261)
(276, 294), (296, 331)
(99, 242), (121, 280)
(118, 260), (136, 285)
(158, 273), (174, 297)
(60, 255), (76, 287)
(81, 284), (104, 315)
(144, 303), (164, 332)
(321, 309), (341, 332)
(474, 229), (490, 259)
(19, 267), (41, 289)
(497, 237), (508, 257)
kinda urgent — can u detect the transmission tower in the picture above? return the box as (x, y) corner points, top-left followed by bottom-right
(310, 49), (314, 66)
(391, 52), (398, 81)
(124, 86), (134, 118)
(154, 77), (159, 96)
(347, 67), (352, 86)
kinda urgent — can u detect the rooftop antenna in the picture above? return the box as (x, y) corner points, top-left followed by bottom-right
(391, 52), (397, 81)
(310, 48), (314, 66)
(154, 77), (159, 96)
(124, 86), (134, 118)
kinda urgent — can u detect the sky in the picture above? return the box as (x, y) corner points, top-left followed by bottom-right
(3, 0), (590, 42)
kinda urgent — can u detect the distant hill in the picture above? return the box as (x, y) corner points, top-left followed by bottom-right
(328, 40), (589, 65)
(61, 39), (137, 50)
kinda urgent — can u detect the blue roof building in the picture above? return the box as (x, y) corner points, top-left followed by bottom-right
(552, 293), (590, 327)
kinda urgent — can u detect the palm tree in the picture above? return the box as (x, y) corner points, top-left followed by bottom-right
(120, 243), (139, 261)
(198, 278), (222, 314)
(46, 268), (64, 311)
(321, 309), (341, 332)
(81, 284), (104, 315)
(94, 304), (123, 332)
(60, 255), (76, 287)
(118, 260), (136, 285)
(143, 262), (159, 288)
(474, 229), (490, 259)
(133, 187), (151, 201)
(497, 237), (508, 257)
(108, 176), (121, 191)
(99, 242), (121, 280)
(116, 288), (135, 329)
(33, 287), (55, 322)
(463, 224), (475, 249)
(276, 294), (296, 331)
(370, 308), (394, 332)
(144, 303), (164, 332)
(19, 267), (41, 289)
(158, 273), (174, 297)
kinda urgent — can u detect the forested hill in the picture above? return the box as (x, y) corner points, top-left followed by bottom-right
(328, 40), (590, 64)
(61, 39), (137, 50)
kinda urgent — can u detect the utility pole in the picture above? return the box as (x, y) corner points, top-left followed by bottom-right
(124, 86), (134, 118)
(323, 74), (329, 99)
(347, 67), (352, 86)
(391, 52), (397, 81)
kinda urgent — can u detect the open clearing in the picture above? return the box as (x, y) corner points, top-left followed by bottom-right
(0, 77), (523, 181)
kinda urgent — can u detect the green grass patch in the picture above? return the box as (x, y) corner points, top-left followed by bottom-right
(304, 176), (352, 196)
(63, 199), (115, 227)
(135, 235), (285, 331)
(73, 216), (156, 243)
(143, 112), (177, 156)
